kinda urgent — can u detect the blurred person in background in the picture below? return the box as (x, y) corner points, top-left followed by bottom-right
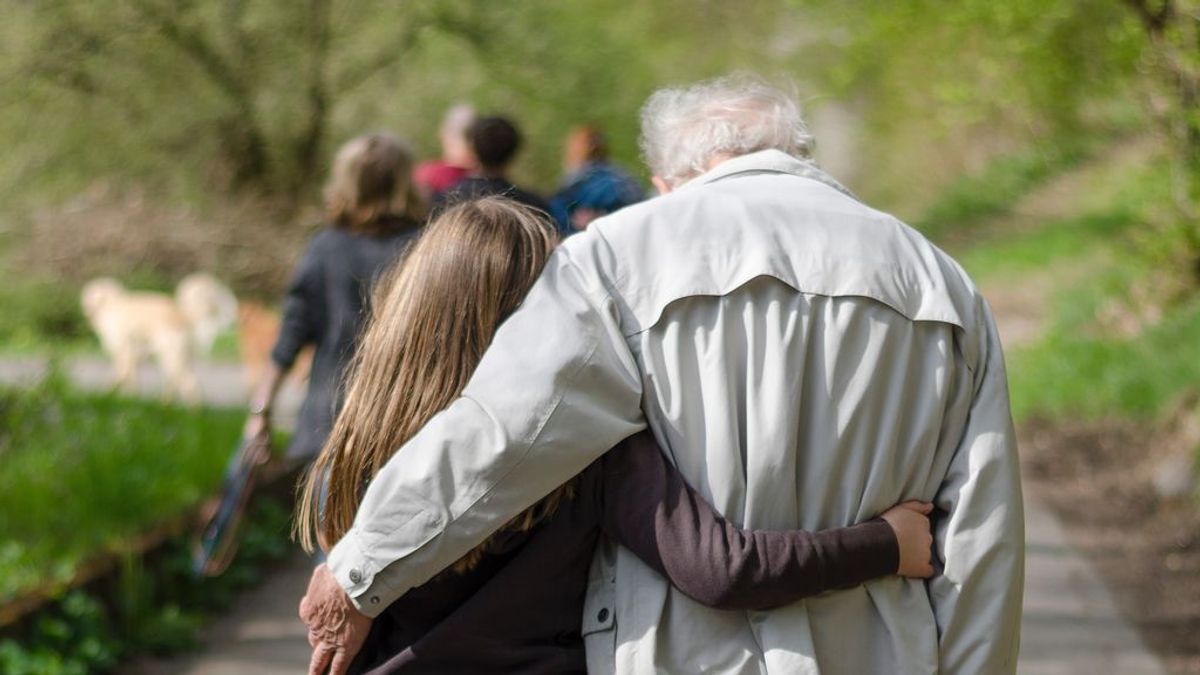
(303, 75), (1023, 674)
(296, 196), (937, 674)
(431, 115), (550, 216)
(412, 104), (476, 203)
(244, 133), (424, 465)
(548, 125), (644, 235)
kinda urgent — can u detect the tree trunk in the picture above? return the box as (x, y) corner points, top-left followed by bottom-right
(290, 0), (333, 203)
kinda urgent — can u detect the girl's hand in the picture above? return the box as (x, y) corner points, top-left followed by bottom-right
(880, 501), (935, 578)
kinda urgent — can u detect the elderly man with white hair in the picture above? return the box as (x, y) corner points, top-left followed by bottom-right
(302, 74), (1024, 674)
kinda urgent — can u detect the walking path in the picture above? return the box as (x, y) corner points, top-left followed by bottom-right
(986, 276), (1168, 674)
(0, 354), (1170, 673)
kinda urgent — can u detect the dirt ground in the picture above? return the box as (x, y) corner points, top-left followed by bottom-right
(1020, 416), (1200, 673)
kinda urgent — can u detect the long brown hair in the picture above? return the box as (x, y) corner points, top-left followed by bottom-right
(296, 197), (565, 572)
(324, 132), (425, 232)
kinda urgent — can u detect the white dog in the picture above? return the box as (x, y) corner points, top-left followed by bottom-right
(81, 273), (238, 404)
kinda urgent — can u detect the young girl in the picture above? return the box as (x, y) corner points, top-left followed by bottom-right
(297, 197), (934, 674)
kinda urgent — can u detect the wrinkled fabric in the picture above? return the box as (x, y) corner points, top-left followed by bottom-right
(327, 150), (1024, 674)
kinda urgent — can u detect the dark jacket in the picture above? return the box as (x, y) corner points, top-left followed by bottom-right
(271, 220), (420, 460)
(349, 431), (898, 674)
(549, 161), (644, 235)
(430, 176), (551, 219)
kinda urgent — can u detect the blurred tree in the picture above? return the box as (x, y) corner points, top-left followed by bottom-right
(6, 1), (457, 207)
(792, 0), (1145, 214)
(0, 0), (790, 216)
(1123, 0), (1200, 276)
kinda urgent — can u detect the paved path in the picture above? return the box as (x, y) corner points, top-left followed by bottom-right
(127, 553), (314, 675)
(0, 355), (1170, 673)
(1018, 497), (1166, 674)
(0, 355), (305, 426)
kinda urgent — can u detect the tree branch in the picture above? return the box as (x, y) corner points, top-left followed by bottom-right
(333, 21), (423, 95)
(292, 0), (334, 192)
(1123, 0), (1176, 37)
(127, 0), (253, 112)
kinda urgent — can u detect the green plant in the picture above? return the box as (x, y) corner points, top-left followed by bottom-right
(0, 279), (92, 353)
(0, 378), (244, 602)
(0, 498), (296, 674)
(0, 592), (119, 675)
(1008, 291), (1200, 422)
(914, 140), (1092, 241)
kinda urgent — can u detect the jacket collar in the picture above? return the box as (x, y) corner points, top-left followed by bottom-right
(682, 149), (857, 201)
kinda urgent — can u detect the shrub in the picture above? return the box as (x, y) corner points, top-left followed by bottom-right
(0, 375), (243, 602)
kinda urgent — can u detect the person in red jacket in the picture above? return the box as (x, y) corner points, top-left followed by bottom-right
(412, 104), (475, 202)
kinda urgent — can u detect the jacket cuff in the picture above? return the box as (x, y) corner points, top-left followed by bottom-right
(327, 530), (400, 619)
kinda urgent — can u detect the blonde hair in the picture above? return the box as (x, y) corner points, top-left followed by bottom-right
(324, 133), (424, 232)
(296, 197), (567, 573)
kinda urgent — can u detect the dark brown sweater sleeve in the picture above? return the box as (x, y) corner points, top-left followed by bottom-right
(599, 431), (900, 611)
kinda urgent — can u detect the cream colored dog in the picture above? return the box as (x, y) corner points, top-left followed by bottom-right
(81, 274), (238, 404)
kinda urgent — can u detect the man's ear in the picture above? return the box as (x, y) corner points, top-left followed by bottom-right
(651, 176), (672, 195)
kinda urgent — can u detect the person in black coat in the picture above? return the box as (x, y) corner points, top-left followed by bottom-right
(245, 132), (424, 462)
(431, 116), (551, 217)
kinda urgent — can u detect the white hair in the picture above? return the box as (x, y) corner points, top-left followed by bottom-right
(639, 74), (814, 187)
(440, 103), (476, 137)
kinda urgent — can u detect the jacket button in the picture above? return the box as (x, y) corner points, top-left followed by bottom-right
(597, 608), (609, 623)
(349, 568), (363, 584)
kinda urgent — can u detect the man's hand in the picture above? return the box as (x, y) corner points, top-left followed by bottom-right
(880, 501), (936, 578)
(299, 563), (372, 675)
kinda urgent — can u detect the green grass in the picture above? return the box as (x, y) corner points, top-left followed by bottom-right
(926, 145), (1200, 426)
(1007, 278), (1200, 423)
(0, 375), (244, 602)
(915, 139), (1091, 241)
(955, 209), (1131, 283)
(0, 502), (295, 674)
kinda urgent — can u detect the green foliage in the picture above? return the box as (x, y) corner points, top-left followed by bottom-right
(1009, 289), (1200, 422)
(0, 593), (119, 675)
(0, 377), (243, 602)
(949, 155), (1196, 423)
(0, 500), (295, 674)
(957, 211), (1129, 283)
(0, 279), (92, 353)
(794, 0), (1147, 216)
(915, 140), (1091, 240)
(0, 0), (795, 213)
(951, 155), (1169, 282)
(0, 374), (294, 672)
(805, 0), (1144, 135)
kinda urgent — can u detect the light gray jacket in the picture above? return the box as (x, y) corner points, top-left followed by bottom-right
(328, 149), (1024, 674)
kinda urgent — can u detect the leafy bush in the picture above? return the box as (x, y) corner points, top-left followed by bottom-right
(0, 375), (244, 602)
(1009, 285), (1200, 422)
(0, 372), (296, 672)
(0, 500), (295, 674)
(0, 279), (92, 353)
(949, 155), (1194, 423)
(0, 592), (119, 675)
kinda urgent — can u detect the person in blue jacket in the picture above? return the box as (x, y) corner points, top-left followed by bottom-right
(548, 125), (644, 235)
